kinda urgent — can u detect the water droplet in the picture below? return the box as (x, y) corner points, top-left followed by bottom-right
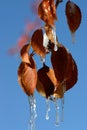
(52, 27), (58, 51)
(40, 56), (46, 64)
(43, 32), (49, 48)
(61, 96), (65, 122)
(71, 32), (75, 43)
(45, 98), (50, 120)
(54, 99), (60, 126)
(28, 95), (37, 130)
(63, 80), (66, 93)
(60, 82), (66, 122)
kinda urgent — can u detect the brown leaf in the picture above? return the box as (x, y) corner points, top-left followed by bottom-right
(36, 64), (66, 99)
(18, 55), (37, 96)
(66, 54), (78, 91)
(65, 0), (82, 33)
(36, 64), (58, 98)
(51, 44), (69, 83)
(31, 29), (46, 57)
(20, 43), (31, 63)
(51, 43), (78, 91)
(38, 0), (57, 26)
(53, 81), (65, 98)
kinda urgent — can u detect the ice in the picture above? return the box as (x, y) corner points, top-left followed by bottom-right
(28, 95), (37, 130)
(60, 82), (66, 122)
(54, 99), (60, 126)
(52, 27), (58, 51)
(43, 32), (49, 48)
(71, 32), (75, 43)
(61, 96), (64, 122)
(45, 98), (50, 120)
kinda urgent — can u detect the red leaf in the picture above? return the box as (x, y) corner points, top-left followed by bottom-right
(8, 34), (29, 55)
(25, 18), (42, 33)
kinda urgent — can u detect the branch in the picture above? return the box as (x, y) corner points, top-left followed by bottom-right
(55, 0), (63, 9)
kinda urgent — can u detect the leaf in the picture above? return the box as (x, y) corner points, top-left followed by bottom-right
(51, 43), (78, 91)
(65, 53), (78, 91)
(36, 64), (58, 98)
(31, 29), (46, 57)
(53, 80), (65, 98)
(65, 0), (82, 33)
(37, 63), (66, 99)
(51, 44), (69, 83)
(20, 43), (31, 63)
(38, 0), (57, 26)
(18, 52), (37, 96)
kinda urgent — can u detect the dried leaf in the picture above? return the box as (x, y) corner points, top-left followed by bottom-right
(66, 54), (78, 91)
(36, 64), (58, 98)
(65, 0), (82, 33)
(53, 81), (65, 98)
(51, 44), (69, 83)
(18, 53), (37, 96)
(51, 43), (78, 91)
(31, 29), (46, 57)
(37, 64), (66, 99)
(20, 43), (31, 63)
(38, 0), (57, 26)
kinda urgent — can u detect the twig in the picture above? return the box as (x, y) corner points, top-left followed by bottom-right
(55, 0), (63, 9)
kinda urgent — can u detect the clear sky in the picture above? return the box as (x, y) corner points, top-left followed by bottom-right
(0, 0), (87, 130)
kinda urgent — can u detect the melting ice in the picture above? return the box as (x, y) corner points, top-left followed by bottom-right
(28, 95), (37, 130)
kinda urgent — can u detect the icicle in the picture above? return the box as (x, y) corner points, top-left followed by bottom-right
(49, 95), (59, 125)
(52, 27), (58, 51)
(61, 81), (66, 122)
(54, 99), (60, 126)
(61, 96), (64, 122)
(45, 98), (50, 120)
(71, 32), (76, 43)
(43, 32), (49, 48)
(40, 56), (46, 64)
(28, 95), (37, 130)
(63, 81), (66, 93)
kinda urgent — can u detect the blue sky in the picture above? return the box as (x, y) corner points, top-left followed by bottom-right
(0, 0), (87, 130)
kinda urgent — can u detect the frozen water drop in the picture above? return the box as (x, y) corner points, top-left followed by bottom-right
(61, 96), (65, 122)
(63, 81), (66, 93)
(45, 98), (50, 120)
(28, 95), (37, 130)
(43, 32), (49, 48)
(60, 82), (66, 122)
(71, 32), (75, 43)
(40, 57), (46, 64)
(54, 44), (58, 51)
(52, 27), (58, 51)
(54, 99), (60, 126)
